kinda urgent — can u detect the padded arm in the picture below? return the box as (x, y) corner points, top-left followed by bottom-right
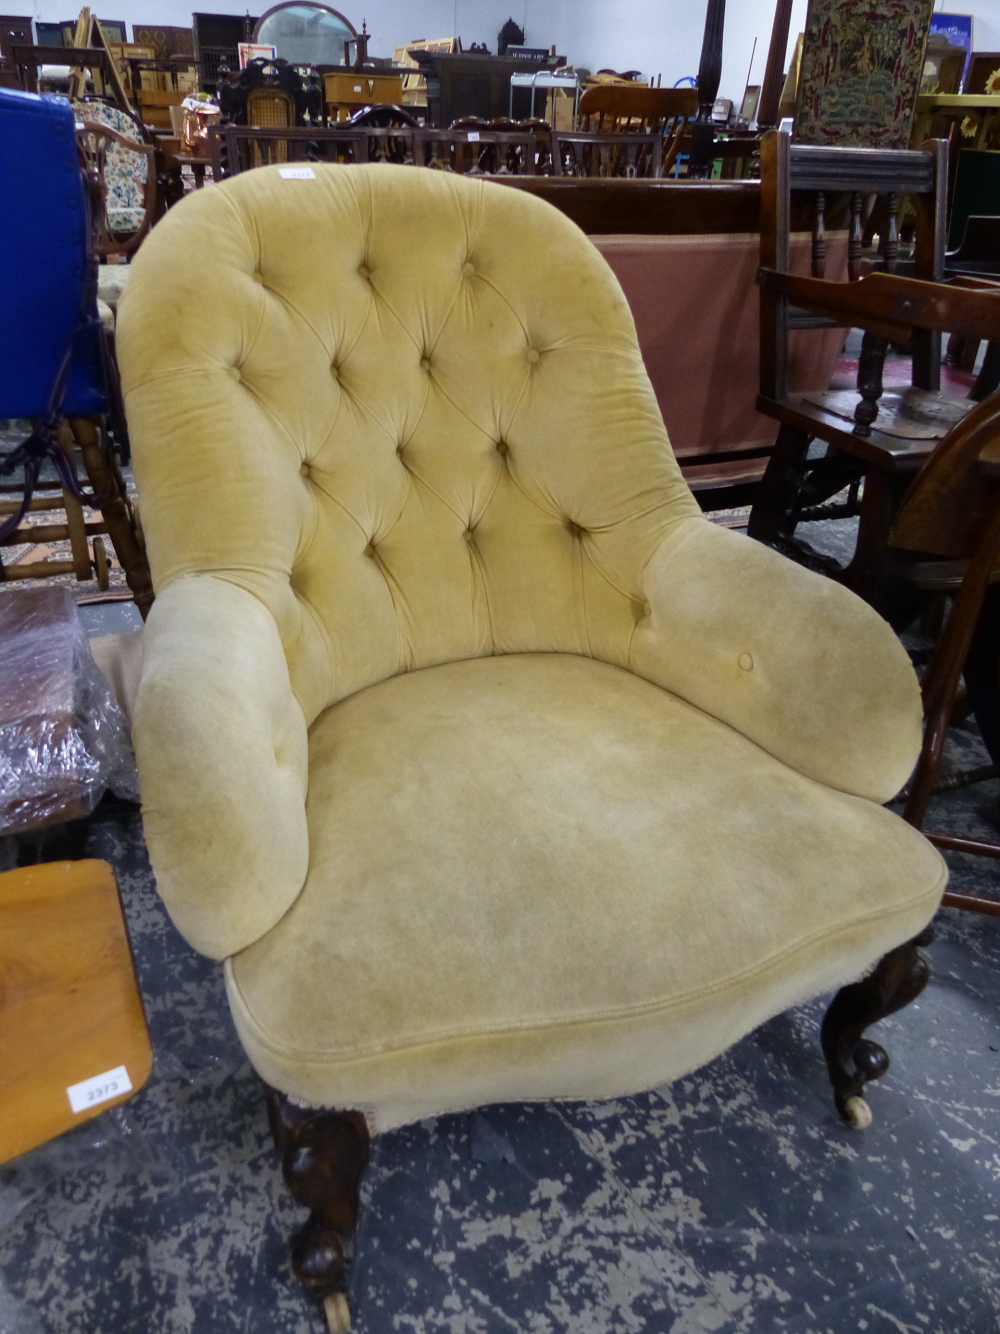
(629, 519), (922, 803)
(133, 575), (309, 960)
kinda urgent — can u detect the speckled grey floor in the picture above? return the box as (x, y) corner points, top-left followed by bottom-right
(2, 520), (1000, 1334)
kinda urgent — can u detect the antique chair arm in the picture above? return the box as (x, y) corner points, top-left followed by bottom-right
(77, 120), (158, 257)
(133, 574), (309, 960)
(629, 518), (922, 803)
(757, 267), (1000, 343)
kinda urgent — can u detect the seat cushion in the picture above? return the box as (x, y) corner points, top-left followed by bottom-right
(225, 653), (945, 1132)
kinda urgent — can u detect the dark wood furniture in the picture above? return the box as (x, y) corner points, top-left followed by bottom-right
(688, 0), (726, 177)
(407, 48), (554, 127)
(746, 129), (963, 606)
(0, 859), (153, 1164)
(192, 11), (258, 93)
(209, 122), (367, 176)
(757, 0), (795, 130)
(0, 14), (33, 74)
(412, 127), (544, 174)
(10, 42), (114, 94)
(883, 397), (1000, 903)
(552, 129), (662, 178)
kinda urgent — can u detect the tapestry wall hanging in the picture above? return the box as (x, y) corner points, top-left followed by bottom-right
(793, 0), (934, 148)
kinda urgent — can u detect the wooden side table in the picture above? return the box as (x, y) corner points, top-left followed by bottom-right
(0, 859), (152, 1164)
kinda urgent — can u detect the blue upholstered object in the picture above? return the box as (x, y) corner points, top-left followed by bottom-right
(0, 86), (106, 417)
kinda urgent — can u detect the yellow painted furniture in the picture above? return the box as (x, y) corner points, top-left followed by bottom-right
(116, 164), (945, 1329)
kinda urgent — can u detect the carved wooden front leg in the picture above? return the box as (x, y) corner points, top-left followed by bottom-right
(853, 331), (890, 437)
(821, 927), (933, 1129)
(266, 1087), (370, 1333)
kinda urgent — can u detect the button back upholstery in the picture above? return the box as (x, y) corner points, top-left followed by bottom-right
(119, 164), (700, 725)
(118, 165), (943, 1130)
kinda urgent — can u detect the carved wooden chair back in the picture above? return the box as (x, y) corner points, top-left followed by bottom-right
(760, 128), (948, 404)
(247, 86), (296, 128)
(411, 128), (542, 175)
(362, 125), (415, 165)
(551, 130), (662, 179)
(246, 87), (296, 166)
(210, 124), (368, 178)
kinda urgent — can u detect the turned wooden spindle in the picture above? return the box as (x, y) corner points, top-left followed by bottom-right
(853, 330), (889, 436)
(848, 192), (863, 282)
(883, 191), (899, 274)
(811, 191), (826, 279)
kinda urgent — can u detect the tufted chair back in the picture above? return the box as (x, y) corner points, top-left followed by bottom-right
(117, 165), (702, 724)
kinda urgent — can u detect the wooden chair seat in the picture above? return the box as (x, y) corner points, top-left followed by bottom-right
(761, 387), (972, 472)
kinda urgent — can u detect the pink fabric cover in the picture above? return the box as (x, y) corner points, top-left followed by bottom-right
(595, 233), (848, 470)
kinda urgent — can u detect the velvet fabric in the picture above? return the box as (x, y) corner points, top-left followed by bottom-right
(117, 164), (944, 1130)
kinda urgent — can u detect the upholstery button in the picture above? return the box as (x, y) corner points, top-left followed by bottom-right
(331, 363), (339, 379)
(739, 653), (754, 671)
(300, 461), (310, 476)
(229, 366), (241, 380)
(496, 440), (508, 456)
(252, 271), (265, 285)
(420, 358), (430, 371)
(464, 528), (474, 542)
(358, 264), (371, 280)
(364, 542), (376, 558)
(462, 262), (475, 277)
(643, 602), (652, 618)
(527, 348), (540, 364)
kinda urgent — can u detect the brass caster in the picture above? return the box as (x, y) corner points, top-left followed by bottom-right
(843, 1095), (873, 1130)
(92, 535), (110, 590)
(324, 1291), (352, 1332)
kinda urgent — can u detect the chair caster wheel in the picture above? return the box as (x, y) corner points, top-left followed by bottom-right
(843, 1095), (872, 1129)
(324, 1291), (352, 1332)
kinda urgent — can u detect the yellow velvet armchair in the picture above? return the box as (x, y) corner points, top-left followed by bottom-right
(117, 164), (946, 1331)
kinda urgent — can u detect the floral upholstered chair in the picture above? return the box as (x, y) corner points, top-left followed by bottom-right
(73, 100), (156, 251)
(116, 165), (946, 1332)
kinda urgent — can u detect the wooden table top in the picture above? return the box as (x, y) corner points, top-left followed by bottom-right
(0, 859), (152, 1164)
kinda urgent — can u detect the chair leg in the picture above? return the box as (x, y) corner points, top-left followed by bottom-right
(266, 1088), (370, 1333)
(820, 927), (933, 1129)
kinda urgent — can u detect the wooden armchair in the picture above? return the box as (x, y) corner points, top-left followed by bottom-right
(578, 85), (697, 176)
(76, 118), (156, 257)
(745, 129), (984, 608)
(872, 393), (1000, 911)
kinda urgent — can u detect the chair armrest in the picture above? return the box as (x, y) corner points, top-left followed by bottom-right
(133, 575), (309, 959)
(629, 519), (922, 802)
(758, 268), (1000, 342)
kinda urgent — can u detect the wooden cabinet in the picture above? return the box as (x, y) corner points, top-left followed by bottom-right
(324, 70), (404, 121)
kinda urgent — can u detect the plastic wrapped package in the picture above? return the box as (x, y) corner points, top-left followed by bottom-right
(0, 586), (139, 835)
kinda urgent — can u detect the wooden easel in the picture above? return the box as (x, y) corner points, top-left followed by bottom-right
(65, 6), (132, 115)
